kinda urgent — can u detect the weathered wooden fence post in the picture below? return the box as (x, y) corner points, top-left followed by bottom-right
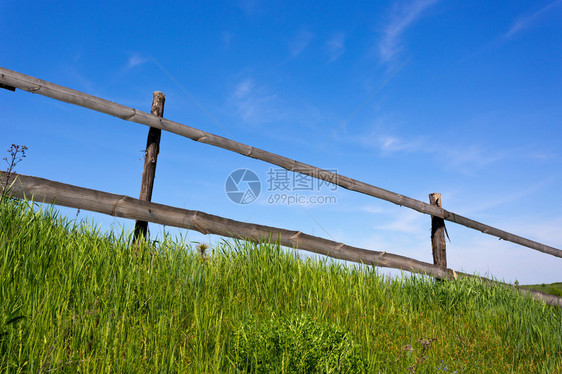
(429, 192), (447, 268)
(133, 91), (166, 243)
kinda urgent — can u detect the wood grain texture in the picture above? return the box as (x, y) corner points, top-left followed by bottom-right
(430, 193), (447, 268)
(1, 67), (561, 258)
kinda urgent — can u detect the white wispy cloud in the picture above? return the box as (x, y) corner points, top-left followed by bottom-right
(505, 0), (562, 38)
(512, 217), (562, 249)
(238, 0), (262, 15)
(375, 209), (426, 234)
(379, 0), (441, 62)
(355, 124), (426, 154)
(453, 179), (554, 216)
(354, 129), (513, 172)
(375, 134), (425, 153)
(229, 78), (280, 125)
(126, 53), (148, 69)
(326, 32), (346, 61)
(289, 29), (314, 57)
(233, 79), (253, 98)
(443, 145), (507, 169)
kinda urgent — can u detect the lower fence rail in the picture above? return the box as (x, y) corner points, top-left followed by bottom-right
(1, 171), (560, 307)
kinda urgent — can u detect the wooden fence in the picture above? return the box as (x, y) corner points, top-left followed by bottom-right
(1, 66), (561, 306)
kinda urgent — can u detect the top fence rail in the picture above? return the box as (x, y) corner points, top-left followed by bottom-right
(1, 66), (561, 259)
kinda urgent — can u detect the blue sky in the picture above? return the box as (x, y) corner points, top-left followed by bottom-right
(2, 0), (561, 284)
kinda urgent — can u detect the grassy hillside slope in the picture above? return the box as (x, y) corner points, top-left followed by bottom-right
(1, 198), (561, 373)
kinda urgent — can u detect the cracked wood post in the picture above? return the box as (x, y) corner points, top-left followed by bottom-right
(133, 91), (165, 243)
(430, 192), (447, 269)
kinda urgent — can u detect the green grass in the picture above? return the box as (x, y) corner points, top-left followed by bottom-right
(520, 283), (562, 297)
(1, 197), (561, 373)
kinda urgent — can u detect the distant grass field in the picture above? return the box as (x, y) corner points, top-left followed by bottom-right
(1, 197), (561, 373)
(520, 283), (562, 297)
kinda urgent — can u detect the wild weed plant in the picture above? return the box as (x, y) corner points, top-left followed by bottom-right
(1, 144), (27, 199)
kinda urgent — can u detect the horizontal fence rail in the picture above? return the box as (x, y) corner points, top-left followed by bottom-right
(1, 67), (560, 259)
(2, 171), (561, 307)
(1, 172), (453, 279)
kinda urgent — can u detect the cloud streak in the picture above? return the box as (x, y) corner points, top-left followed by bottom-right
(375, 209), (426, 234)
(354, 129), (517, 172)
(379, 0), (440, 62)
(126, 53), (147, 69)
(454, 179), (554, 216)
(238, 0), (263, 15)
(372, 134), (424, 153)
(229, 78), (280, 125)
(505, 0), (562, 38)
(289, 29), (314, 57)
(326, 32), (346, 61)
